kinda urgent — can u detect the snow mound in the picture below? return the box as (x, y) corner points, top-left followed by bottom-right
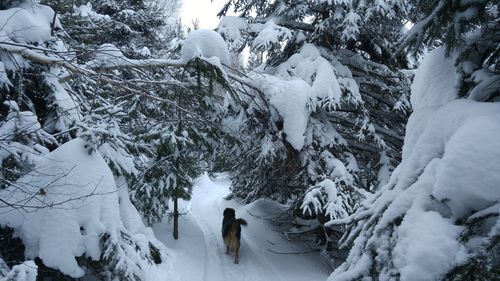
(245, 198), (288, 218)
(0, 3), (61, 44)
(181, 29), (230, 65)
(377, 100), (500, 281)
(410, 47), (458, 109)
(0, 139), (172, 279)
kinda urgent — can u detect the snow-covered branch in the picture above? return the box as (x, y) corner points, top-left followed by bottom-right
(394, 0), (447, 55)
(324, 112), (404, 142)
(0, 42), (85, 75)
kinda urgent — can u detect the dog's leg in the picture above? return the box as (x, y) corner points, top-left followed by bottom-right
(224, 237), (230, 254)
(233, 240), (240, 264)
(234, 249), (239, 264)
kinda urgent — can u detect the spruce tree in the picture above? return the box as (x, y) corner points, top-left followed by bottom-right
(330, 1), (500, 280)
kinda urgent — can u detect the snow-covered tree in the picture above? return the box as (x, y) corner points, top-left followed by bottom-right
(0, 0), (203, 279)
(216, 0), (410, 235)
(330, 1), (500, 280)
(128, 29), (231, 230)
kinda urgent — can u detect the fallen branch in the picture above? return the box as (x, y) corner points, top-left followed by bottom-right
(267, 248), (317, 255)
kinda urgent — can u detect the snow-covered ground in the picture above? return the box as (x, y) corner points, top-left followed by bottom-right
(153, 173), (331, 281)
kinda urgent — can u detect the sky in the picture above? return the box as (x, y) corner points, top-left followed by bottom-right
(180, 0), (230, 29)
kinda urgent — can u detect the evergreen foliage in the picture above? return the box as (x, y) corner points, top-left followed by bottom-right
(217, 0), (410, 225)
(330, 1), (500, 280)
(0, 0), (214, 279)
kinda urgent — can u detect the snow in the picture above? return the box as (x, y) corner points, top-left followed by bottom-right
(90, 43), (128, 67)
(276, 44), (343, 106)
(217, 16), (248, 50)
(181, 29), (230, 66)
(243, 43), (353, 151)
(309, 118), (347, 148)
(376, 152), (393, 190)
(468, 75), (500, 102)
(240, 43), (365, 151)
(302, 179), (348, 220)
(269, 79), (310, 150)
(251, 19), (293, 51)
(410, 47), (458, 109)
(0, 101), (40, 142)
(74, 2), (110, 20)
(44, 69), (80, 132)
(0, 261), (37, 281)
(375, 98), (500, 281)
(341, 11), (361, 41)
(393, 210), (465, 281)
(0, 138), (173, 280)
(0, 138), (116, 277)
(251, 74), (311, 150)
(301, 149), (358, 222)
(153, 173), (331, 281)
(98, 142), (139, 176)
(0, 62), (11, 88)
(0, 3), (60, 44)
(431, 114), (500, 218)
(400, 100), (500, 188)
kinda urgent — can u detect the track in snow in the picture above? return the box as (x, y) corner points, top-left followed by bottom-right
(153, 173), (331, 281)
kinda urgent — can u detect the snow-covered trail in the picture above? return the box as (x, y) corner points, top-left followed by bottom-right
(153, 173), (331, 281)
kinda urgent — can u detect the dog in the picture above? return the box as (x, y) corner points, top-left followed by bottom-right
(222, 208), (247, 264)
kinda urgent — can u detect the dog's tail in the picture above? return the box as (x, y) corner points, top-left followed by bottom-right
(236, 218), (247, 226)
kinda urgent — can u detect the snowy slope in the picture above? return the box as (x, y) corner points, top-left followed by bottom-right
(153, 173), (331, 281)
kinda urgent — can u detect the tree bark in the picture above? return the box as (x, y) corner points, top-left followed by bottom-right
(173, 197), (179, 240)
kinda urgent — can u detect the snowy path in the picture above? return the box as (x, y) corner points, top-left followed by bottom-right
(153, 173), (331, 281)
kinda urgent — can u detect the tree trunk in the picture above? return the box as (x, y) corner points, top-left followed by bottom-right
(173, 197), (179, 240)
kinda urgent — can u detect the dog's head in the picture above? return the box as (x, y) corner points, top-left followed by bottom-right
(223, 208), (235, 218)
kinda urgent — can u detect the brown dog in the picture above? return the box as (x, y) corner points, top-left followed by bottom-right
(222, 208), (247, 264)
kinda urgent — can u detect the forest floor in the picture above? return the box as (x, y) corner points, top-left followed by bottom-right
(153, 173), (332, 281)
